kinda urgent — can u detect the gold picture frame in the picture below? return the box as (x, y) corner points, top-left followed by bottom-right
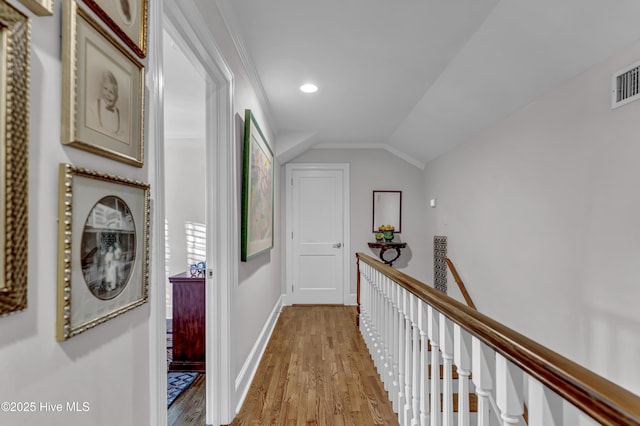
(56, 164), (150, 341)
(62, 0), (145, 167)
(19, 0), (53, 16)
(81, 0), (147, 58)
(0, 1), (29, 317)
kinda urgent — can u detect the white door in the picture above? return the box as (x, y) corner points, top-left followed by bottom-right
(287, 164), (349, 304)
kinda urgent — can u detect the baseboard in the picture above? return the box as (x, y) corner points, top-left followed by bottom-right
(346, 293), (357, 305)
(234, 294), (284, 414)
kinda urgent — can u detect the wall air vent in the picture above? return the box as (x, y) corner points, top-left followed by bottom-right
(612, 61), (640, 109)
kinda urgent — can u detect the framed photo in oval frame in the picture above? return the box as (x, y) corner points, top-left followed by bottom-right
(56, 164), (150, 341)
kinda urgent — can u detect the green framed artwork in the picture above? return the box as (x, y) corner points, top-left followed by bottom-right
(241, 110), (274, 261)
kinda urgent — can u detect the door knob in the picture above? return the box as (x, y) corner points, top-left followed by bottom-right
(332, 243), (342, 248)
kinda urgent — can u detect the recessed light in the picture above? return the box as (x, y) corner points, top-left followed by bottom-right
(300, 83), (318, 94)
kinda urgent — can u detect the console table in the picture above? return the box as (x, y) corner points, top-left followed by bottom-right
(368, 241), (407, 266)
(168, 272), (205, 372)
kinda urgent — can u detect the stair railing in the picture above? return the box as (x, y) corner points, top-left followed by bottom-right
(356, 252), (640, 426)
(445, 258), (476, 311)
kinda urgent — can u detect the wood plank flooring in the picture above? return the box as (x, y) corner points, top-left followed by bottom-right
(167, 305), (397, 425)
(168, 374), (206, 426)
(229, 305), (397, 425)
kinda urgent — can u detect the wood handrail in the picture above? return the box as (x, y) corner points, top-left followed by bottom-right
(445, 257), (477, 310)
(356, 252), (640, 425)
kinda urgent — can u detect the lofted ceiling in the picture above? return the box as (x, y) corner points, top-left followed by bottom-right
(213, 0), (640, 167)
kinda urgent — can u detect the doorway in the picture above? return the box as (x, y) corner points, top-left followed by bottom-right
(156, 2), (236, 425)
(285, 163), (351, 305)
(163, 27), (206, 418)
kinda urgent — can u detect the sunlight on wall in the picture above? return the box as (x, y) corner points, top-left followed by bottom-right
(185, 221), (206, 266)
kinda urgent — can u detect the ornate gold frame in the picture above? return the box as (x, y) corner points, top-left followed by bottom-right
(19, 0), (53, 16)
(82, 0), (148, 58)
(56, 164), (150, 341)
(0, 1), (29, 317)
(61, 0), (145, 167)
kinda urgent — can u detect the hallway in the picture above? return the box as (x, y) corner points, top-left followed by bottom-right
(230, 305), (397, 425)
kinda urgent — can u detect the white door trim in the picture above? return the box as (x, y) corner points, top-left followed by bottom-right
(285, 163), (350, 305)
(153, 2), (236, 425)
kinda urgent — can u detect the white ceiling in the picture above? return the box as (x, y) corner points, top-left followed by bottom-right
(213, 0), (640, 167)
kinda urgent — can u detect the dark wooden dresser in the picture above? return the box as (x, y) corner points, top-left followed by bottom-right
(168, 271), (205, 372)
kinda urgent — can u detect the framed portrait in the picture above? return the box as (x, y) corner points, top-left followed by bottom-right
(19, 0), (53, 16)
(241, 110), (274, 261)
(56, 164), (150, 341)
(0, 1), (29, 317)
(62, 0), (145, 167)
(81, 0), (148, 58)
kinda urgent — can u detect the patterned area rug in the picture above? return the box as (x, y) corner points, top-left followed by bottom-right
(167, 372), (199, 406)
(166, 319), (199, 406)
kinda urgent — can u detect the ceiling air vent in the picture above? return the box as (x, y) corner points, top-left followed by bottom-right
(612, 61), (640, 109)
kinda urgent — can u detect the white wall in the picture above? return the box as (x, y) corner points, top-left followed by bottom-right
(164, 137), (206, 275)
(0, 2), (152, 425)
(164, 138), (206, 318)
(423, 39), (640, 395)
(290, 148), (430, 295)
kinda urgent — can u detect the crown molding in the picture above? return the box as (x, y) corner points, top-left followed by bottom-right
(312, 143), (425, 170)
(216, 0), (276, 129)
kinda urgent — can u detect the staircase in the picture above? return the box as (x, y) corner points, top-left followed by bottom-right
(356, 252), (640, 426)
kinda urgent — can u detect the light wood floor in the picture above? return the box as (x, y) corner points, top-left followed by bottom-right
(229, 305), (397, 425)
(167, 305), (397, 425)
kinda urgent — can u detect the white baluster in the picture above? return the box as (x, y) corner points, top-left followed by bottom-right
(472, 337), (495, 426)
(410, 293), (420, 425)
(390, 280), (399, 411)
(418, 302), (430, 426)
(359, 266), (370, 349)
(454, 325), (472, 426)
(397, 285), (406, 422)
(373, 272), (382, 371)
(528, 377), (562, 426)
(428, 306), (441, 426)
(383, 277), (393, 393)
(365, 270), (375, 365)
(377, 275), (385, 377)
(496, 354), (524, 425)
(440, 314), (454, 426)
(403, 289), (413, 425)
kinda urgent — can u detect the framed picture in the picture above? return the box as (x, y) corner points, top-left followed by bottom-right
(0, 1), (29, 317)
(241, 110), (274, 261)
(62, 0), (145, 167)
(19, 0), (53, 16)
(56, 164), (150, 341)
(81, 0), (148, 58)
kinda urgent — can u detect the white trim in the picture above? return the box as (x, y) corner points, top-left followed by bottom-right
(148, 1), (167, 425)
(163, 2), (236, 425)
(313, 142), (425, 170)
(346, 293), (358, 306)
(285, 163), (351, 306)
(234, 295), (284, 414)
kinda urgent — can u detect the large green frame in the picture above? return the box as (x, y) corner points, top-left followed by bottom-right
(241, 109), (274, 262)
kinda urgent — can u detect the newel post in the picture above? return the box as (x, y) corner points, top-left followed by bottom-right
(356, 255), (361, 326)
